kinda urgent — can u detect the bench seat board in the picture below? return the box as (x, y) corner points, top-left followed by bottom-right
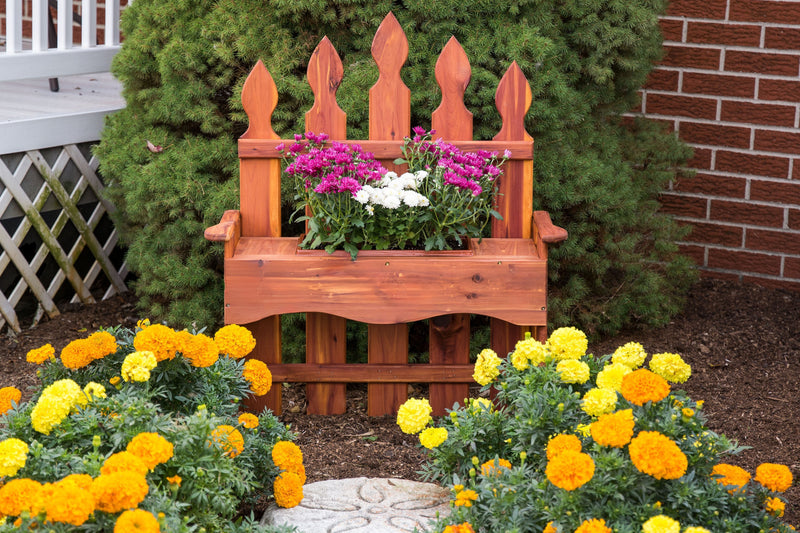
(224, 237), (547, 326)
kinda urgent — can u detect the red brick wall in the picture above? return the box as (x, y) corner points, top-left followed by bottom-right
(641, 0), (800, 292)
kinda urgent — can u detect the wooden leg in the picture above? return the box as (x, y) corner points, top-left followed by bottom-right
(306, 313), (347, 415)
(429, 314), (470, 416)
(243, 316), (282, 415)
(367, 324), (408, 416)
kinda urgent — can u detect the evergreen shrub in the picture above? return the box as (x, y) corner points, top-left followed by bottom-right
(97, 0), (696, 336)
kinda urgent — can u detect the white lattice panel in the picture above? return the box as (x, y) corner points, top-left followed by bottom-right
(0, 142), (128, 332)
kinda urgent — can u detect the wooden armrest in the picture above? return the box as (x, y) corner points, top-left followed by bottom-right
(205, 210), (241, 259)
(533, 211), (568, 244)
(205, 210), (241, 242)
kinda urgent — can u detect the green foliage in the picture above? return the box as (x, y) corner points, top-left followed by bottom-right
(97, 0), (695, 335)
(407, 332), (793, 532)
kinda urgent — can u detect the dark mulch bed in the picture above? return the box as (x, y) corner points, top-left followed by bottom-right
(2, 278), (798, 524)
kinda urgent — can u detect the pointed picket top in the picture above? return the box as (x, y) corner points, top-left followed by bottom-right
(493, 61), (532, 142)
(241, 60), (279, 140)
(369, 12), (410, 140)
(306, 36), (347, 139)
(432, 36), (473, 139)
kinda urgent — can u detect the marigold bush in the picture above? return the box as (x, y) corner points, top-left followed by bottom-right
(0, 321), (302, 533)
(402, 327), (795, 533)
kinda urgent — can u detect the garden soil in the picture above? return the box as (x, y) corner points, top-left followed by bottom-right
(1, 278), (798, 525)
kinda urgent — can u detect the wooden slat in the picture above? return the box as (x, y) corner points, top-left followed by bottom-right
(239, 139), (533, 160)
(271, 363), (475, 383)
(429, 35), (473, 416)
(304, 36), (348, 415)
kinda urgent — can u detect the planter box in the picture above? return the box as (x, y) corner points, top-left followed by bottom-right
(223, 236), (548, 326)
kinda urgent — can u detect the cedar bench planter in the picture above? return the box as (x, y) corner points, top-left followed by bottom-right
(205, 12), (567, 417)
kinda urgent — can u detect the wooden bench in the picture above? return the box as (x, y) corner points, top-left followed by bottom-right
(205, 12), (567, 417)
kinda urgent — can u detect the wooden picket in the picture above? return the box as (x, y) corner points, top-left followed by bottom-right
(206, 12), (567, 417)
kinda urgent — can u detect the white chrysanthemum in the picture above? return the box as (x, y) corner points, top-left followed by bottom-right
(380, 191), (402, 209)
(354, 189), (370, 204)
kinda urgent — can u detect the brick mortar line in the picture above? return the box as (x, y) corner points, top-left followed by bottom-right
(692, 265), (800, 284)
(677, 240), (800, 260)
(651, 64), (800, 81)
(661, 16), (800, 31)
(654, 138), (800, 161)
(662, 41), (800, 55)
(664, 193), (799, 210)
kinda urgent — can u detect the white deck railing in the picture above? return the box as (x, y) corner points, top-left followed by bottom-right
(0, 0), (124, 81)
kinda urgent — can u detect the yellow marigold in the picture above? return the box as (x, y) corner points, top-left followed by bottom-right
(556, 359), (591, 384)
(472, 348), (502, 386)
(711, 463), (751, 491)
(454, 488), (478, 507)
(682, 407), (694, 419)
(545, 449), (595, 491)
(620, 369), (670, 406)
(273, 471), (304, 508)
(480, 458), (512, 476)
(60, 338), (95, 369)
(543, 522), (557, 533)
(272, 441), (304, 470)
(126, 432), (174, 470)
(101, 451), (149, 476)
(765, 496), (785, 517)
(243, 359), (272, 396)
(26, 343), (55, 364)
(546, 433), (582, 460)
(649, 352), (692, 384)
(419, 427), (449, 449)
(510, 348), (530, 371)
(611, 341), (647, 369)
(590, 409), (635, 448)
(396, 398), (432, 434)
(215, 324), (256, 359)
(90, 471), (149, 513)
(754, 463), (793, 492)
(137, 318), (151, 330)
(0, 438), (28, 477)
(238, 412), (260, 429)
(468, 397), (493, 413)
(134, 324), (179, 362)
(0, 478), (42, 516)
(684, 528), (711, 533)
(575, 518), (612, 533)
(209, 425), (245, 458)
(88, 330), (118, 361)
(44, 478), (95, 526)
(595, 362), (632, 391)
(0, 387), (21, 415)
(642, 514), (680, 533)
(545, 327), (588, 361)
(513, 336), (548, 366)
(83, 382), (107, 402)
(443, 523), (475, 533)
(581, 387), (618, 417)
(121, 351), (158, 382)
(576, 423), (592, 437)
(114, 509), (161, 533)
(629, 431), (688, 480)
(178, 331), (219, 368)
(30, 379), (83, 434)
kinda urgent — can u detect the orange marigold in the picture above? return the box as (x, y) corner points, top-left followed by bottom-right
(443, 523), (476, 533)
(575, 518), (612, 533)
(26, 343), (55, 365)
(620, 369), (670, 406)
(134, 324), (179, 362)
(243, 359), (272, 396)
(0, 478), (42, 516)
(59, 473), (93, 491)
(90, 471), (149, 513)
(114, 509), (161, 533)
(546, 450), (595, 491)
(273, 471), (304, 508)
(628, 431), (688, 480)
(272, 441), (303, 470)
(765, 496), (786, 517)
(543, 522), (557, 533)
(454, 488), (478, 507)
(215, 324), (256, 359)
(209, 425), (245, 458)
(44, 478), (95, 526)
(0, 386), (21, 415)
(590, 409), (635, 448)
(178, 331), (219, 368)
(238, 412), (260, 429)
(100, 451), (149, 476)
(546, 433), (582, 461)
(126, 432), (174, 470)
(480, 458), (512, 477)
(754, 463), (793, 492)
(711, 463), (751, 491)
(88, 331), (118, 361)
(60, 338), (95, 370)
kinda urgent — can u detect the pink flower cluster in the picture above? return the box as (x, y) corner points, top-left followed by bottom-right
(279, 132), (386, 196)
